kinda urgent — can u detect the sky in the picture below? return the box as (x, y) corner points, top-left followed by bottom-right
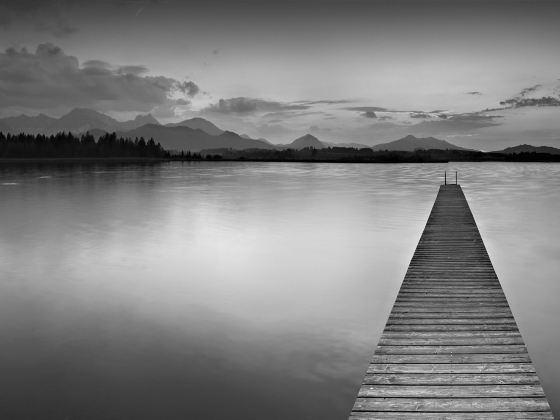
(1, 0), (560, 149)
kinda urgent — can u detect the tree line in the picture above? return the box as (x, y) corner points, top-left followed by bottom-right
(194, 146), (560, 163)
(0, 132), (169, 158)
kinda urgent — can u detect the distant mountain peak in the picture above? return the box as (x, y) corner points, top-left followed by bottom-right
(132, 113), (159, 124)
(165, 117), (223, 136)
(64, 107), (107, 117)
(493, 144), (560, 155)
(117, 124), (276, 153)
(289, 133), (325, 149)
(372, 135), (466, 151)
(134, 113), (156, 121)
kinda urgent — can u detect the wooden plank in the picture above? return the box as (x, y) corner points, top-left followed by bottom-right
(378, 337), (524, 346)
(357, 384), (545, 398)
(370, 353), (533, 364)
(367, 363), (537, 374)
(350, 412), (555, 419)
(352, 397), (551, 412)
(374, 345), (527, 354)
(388, 313), (513, 319)
(385, 318), (517, 325)
(362, 373), (541, 385)
(391, 307), (512, 313)
(348, 185), (553, 419)
(381, 331), (522, 339)
(383, 324), (521, 332)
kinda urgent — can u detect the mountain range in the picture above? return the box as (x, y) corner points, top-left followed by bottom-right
(7, 108), (555, 155)
(0, 109), (354, 152)
(0, 108), (160, 135)
(165, 117), (224, 136)
(492, 144), (560, 155)
(116, 124), (275, 153)
(371, 135), (467, 151)
(277, 134), (326, 149)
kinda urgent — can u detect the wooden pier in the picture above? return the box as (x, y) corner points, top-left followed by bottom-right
(349, 184), (554, 419)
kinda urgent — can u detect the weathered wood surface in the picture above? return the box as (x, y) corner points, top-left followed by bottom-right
(349, 185), (554, 419)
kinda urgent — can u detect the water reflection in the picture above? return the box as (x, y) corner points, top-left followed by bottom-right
(0, 162), (558, 419)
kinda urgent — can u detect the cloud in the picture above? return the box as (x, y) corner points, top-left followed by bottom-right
(298, 99), (355, 105)
(362, 111), (377, 118)
(409, 112), (432, 118)
(412, 113), (503, 134)
(496, 82), (560, 108)
(466, 91), (482, 95)
(203, 97), (309, 114)
(118, 65), (149, 76)
(519, 84), (542, 97)
(500, 96), (560, 108)
(345, 106), (389, 113)
(176, 81), (200, 97)
(0, 43), (199, 114)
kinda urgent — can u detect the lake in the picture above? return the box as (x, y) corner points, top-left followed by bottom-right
(1, 161), (559, 419)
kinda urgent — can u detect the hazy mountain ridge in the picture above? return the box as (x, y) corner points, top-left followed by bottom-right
(3, 109), (558, 155)
(371, 134), (467, 151)
(493, 144), (560, 155)
(277, 134), (326, 149)
(323, 141), (371, 149)
(165, 117), (224, 136)
(0, 109), (278, 152)
(0, 108), (161, 135)
(115, 124), (276, 153)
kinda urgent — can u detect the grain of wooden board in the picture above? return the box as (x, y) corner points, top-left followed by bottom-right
(348, 185), (554, 419)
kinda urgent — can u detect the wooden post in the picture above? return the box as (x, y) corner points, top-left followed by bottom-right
(444, 171), (447, 185)
(456, 171), (458, 185)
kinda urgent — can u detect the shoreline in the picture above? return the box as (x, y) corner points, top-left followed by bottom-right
(1, 154), (560, 165)
(0, 157), (167, 164)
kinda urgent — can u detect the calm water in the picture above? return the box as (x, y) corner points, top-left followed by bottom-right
(0, 161), (559, 419)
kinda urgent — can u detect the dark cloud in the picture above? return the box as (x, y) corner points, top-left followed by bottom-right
(412, 113), (503, 134)
(498, 83), (560, 108)
(409, 112), (431, 118)
(345, 106), (389, 112)
(118, 65), (149, 76)
(500, 96), (560, 108)
(176, 81), (200, 97)
(298, 99), (354, 105)
(0, 43), (198, 114)
(83, 59), (111, 69)
(262, 110), (324, 120)
(204, 97), (309, 114)
(466, 91), (482, 95)
(362, 111), (377, 118)
(519, 84), (542, 97)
